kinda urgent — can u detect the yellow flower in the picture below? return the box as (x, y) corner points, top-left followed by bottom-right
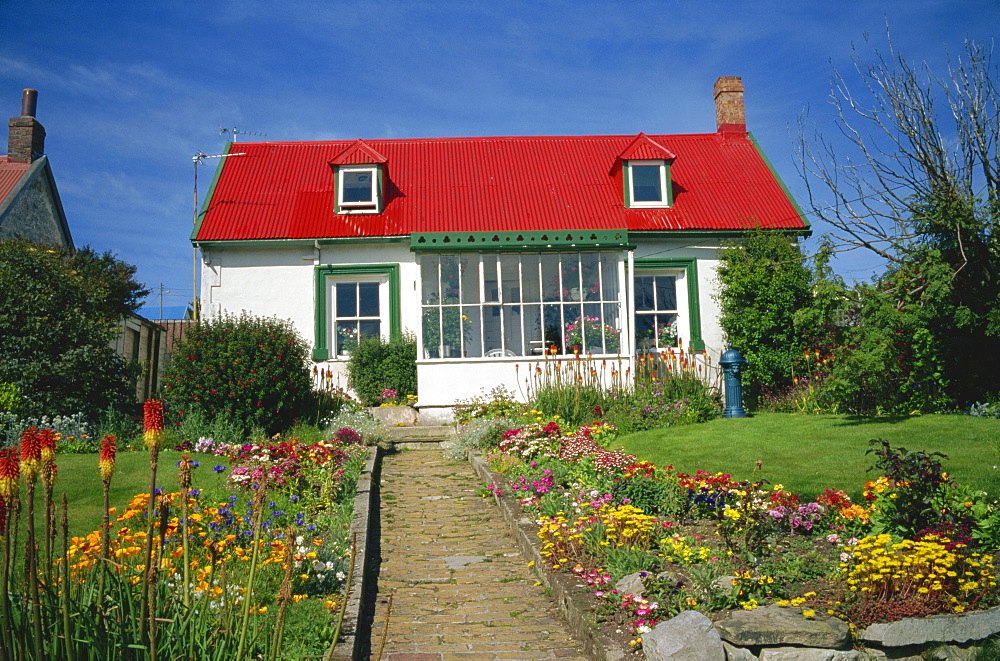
(802, 609), (816, 618)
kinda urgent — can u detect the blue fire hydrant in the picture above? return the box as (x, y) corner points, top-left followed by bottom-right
(719, 346), (748, 418)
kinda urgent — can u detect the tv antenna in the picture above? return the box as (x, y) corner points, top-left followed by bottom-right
(191, 150), (247, 321)
(217, 127), (267, 142)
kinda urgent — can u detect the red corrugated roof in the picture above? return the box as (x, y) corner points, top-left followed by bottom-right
(194, 131), (807, 242)
(0, 156), (30, 204)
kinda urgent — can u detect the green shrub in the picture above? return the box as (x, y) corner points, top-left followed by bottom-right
(160, 312), (312, 435)
(345, 332), (417, 406)
(0, 382), (21, 413)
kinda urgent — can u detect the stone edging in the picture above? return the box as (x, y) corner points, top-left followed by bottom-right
(467, 450), (633, 661)
(331, 444), (383, 660)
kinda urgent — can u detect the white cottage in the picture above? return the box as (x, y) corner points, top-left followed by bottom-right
(192, 77), (809, 422)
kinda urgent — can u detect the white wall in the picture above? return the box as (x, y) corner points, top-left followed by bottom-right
(199, 238), (728, 410)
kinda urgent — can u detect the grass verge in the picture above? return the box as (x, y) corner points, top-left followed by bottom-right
(613, 413), (1000, 500)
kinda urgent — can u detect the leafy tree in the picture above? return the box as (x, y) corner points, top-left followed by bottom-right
(715, 230), (813, 405)
(798, 33), (1000, 402)
(0, 240), (147, 419)
(160, 313), (312, 435)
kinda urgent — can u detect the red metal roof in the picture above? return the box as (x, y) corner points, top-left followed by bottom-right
(194, 131), (807, 242)
(0, 156), (30, 204)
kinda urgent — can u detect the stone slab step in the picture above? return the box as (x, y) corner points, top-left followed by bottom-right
(383, 425), (456, 439)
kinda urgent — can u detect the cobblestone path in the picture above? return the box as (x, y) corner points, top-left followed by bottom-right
(368, 450), (588, 660)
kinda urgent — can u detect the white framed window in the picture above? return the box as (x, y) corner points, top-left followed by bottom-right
(419, 252), (622, 358)
(337, 166), (379, 211)
(634, 270), (687, 351)
(329, 276), (389, 356)
(627, 160), (669, 207)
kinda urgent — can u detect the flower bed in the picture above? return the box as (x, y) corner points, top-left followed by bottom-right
(1, 401), (373, 659)
(466, 412), (1000, 656)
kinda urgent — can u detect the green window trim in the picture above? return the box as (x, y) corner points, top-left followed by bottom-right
(623, 161), (673, 209)
(633, 258), (703, 351)
(313, 263), (401, 361)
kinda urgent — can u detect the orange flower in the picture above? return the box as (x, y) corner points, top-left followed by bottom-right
(38, 428), (56, 464)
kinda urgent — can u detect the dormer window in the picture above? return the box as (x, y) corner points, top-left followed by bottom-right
(337, 165), (380, 213)
(626, 160), (670, 208)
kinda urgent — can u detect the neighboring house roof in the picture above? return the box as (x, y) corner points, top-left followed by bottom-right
(0, 154), (74, 247)
(194, 81), (808, 244)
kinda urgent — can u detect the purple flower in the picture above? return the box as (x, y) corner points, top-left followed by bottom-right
(214, 464), (227, 473)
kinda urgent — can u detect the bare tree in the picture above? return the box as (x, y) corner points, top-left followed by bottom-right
(797, 28), (999, 269)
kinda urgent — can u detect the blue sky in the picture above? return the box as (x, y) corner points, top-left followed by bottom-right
(3, 1), (997, 318)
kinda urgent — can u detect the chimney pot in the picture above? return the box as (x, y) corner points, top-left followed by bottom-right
(8, 89), (45, 163)
(21, 89), (38, 118)
(714, 76), (746, 134)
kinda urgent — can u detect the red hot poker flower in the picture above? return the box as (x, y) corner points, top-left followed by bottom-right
(99, 435), (117, 483)
(0, 448), (19, 500)
(143, 399), (165, 450)
(20, 426), (41, 483)
(38, 428), (56, 464)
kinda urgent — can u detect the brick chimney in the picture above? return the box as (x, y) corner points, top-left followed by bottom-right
(7, 89), (45, 163)
(714, 76), (745, 135)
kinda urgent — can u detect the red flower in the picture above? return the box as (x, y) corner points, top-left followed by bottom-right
(0, 448), (19, 500)
(99, 435), (117, 483)
(20, 426), (41, 482)
(38, 428), (56, 464)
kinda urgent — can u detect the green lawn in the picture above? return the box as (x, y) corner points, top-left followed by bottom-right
(22, 449), (230, 539)
(612, 413), (1000, 501)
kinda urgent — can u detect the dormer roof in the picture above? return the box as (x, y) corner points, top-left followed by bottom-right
(328, 139), (388, 166)
(617, 133), (676, 162)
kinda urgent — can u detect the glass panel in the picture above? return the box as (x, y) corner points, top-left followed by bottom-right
(655, 275), (677, 311)
(336, 283), (357, 317)
(336, 320), (359, 355)
(604, 303), (621, 353)
(560, 254), (582, 301)
(422, 307), (441, 358)
(602, 256), (618, 300)
(501, 305), (523, 355)
(581, 253), (601, 301)
(483, 305), (502, 355)
(519, 254), (540, 303)
(543, 304), (562, 354)
(635, 314), (656, 353)
(440, 255), (461, 302)
(654, 313), (679, 348)
(635, 276), (654, 311)
(359, 320), (381, 340)
(483, 255), (499, 303)
(342, 170), (373, 203)
(522, 305), (543, 355)
(462, 306), (482, 357)
(358, 282), (380, 317)
(460, 256), (480, 304)
(631, 165), (662, 202)
(421, 256), (440, 304)
(441, 306), (462, 357)
(541, 254), (561, 302)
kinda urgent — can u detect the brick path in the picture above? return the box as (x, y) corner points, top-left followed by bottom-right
(368, 450), (588, 660)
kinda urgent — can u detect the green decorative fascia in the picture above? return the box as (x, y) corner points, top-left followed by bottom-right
(194, 236), (409, 249)
(747, 132), (812, 236)
(190, 141), (231, 242)
(410, 229), (631, 252)
(312, 263), (401, 361)
(333, 163), (384, 215)
(622, 161), (672, 209)
(633, 257), (705, 351)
